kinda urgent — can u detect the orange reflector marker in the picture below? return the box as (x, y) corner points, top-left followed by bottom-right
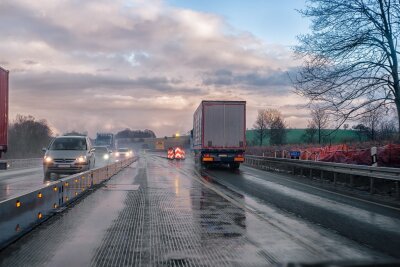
(38, 212), (43, 219)
(38, 192), (43, 198)
(234, 157), (244, 162)
(53, 186), (58, 192)
(53, 203), (58, 209)
(65, 197), (69, 201)
(75, 179), (78, 183)
(81, 176), (85, 179)
(15, 224), (20, 232)
(65, 182), (69, 187)
(202, 157), (214, 162)
(16, 200), (21, 208)
(75, 192), (78, 196)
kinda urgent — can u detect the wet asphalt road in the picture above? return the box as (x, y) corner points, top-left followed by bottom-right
(0, 153), (397, 266)
(0, 157), (113, 201)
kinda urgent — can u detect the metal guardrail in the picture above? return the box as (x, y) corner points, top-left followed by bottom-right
(245, 155), (400, 196)
(2, 158), (42, 170)
(0, 157), (136, 250)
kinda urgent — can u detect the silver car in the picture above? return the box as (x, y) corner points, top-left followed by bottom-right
(43, 136), (95, 179)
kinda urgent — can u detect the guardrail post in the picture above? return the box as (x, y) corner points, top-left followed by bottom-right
(370, 178), (374, 194)
(395, 182), (399, 200)
(350, 175), (354, 188)
(320, 170), (324, 181)
(333, 172), (337, 185)
(309, 169), (312, 179)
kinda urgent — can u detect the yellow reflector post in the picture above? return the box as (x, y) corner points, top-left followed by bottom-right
(38, 212), (43, 219)
(53, 186), (58, 192)
(75, 179), (78, 183)
(38, 192), (43, 198)
(65, 182), (69, 187)
(16, 200), (21, 208)
(75, 192), (78, 196)
(53, 203), (58, 209)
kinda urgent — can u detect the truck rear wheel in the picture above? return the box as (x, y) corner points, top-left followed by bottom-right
(229, 163), (240, 169)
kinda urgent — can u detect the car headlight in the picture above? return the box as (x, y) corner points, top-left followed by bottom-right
(76, 156), (87, 163)
(44, 156), (53, 163)
(115, 152), (120, 157)
(103, 154), (109, 160)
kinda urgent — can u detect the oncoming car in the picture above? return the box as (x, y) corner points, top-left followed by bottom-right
(114, 148), (133, 160)
(93, 146), (112, 163)
(43, 136), (95, 179)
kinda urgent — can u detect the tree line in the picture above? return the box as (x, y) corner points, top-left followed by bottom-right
(253, 109), (287, 146)
(3, 115), (157, 159)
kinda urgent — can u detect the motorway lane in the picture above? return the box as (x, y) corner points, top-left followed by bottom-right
(0, 157), (113, 202)
(0, 153), (393, 266)
(204, 164), (400, 258)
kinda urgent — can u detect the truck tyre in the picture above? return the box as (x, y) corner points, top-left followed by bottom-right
(229, 163), (240, 169)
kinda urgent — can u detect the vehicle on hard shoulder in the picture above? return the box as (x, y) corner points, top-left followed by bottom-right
(43, 136), (96, 179)
(192, 100), (246, 169)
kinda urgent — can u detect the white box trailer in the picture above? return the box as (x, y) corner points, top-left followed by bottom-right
(192, 100), (246, 169)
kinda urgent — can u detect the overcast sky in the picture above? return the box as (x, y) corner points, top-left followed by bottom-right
(0, 0), (311, 137)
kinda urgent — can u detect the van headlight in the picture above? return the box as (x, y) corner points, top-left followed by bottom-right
(43, 156), (53, 164)
(103, 154), (109, 160)
(76, 156), (87, 164)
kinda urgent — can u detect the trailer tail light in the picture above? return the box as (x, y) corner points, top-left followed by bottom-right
(202, 154), (213, 162)
(234, 154), (244, 162)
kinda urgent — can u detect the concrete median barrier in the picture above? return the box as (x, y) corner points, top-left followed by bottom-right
(0, 157), (136, 250)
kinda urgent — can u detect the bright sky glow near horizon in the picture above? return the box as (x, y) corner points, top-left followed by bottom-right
(0, 0), (311, 137)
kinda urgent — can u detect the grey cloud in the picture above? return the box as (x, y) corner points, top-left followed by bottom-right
(22, 60), (39, 65)
(203, 69), (292, 87)
(11, 71), (200, 94)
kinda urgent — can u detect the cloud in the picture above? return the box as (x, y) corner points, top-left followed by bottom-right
(1, 0), (305, 136)
(202, 68), (293, 90)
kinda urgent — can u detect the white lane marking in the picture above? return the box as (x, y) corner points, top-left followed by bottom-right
(243, 166), (400, 212)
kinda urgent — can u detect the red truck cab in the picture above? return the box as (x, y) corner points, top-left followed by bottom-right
(0, 67), (8, 158)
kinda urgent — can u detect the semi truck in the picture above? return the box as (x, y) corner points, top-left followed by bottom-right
(0, 67), (8, 164)
(192, 100), (246, 169)
(95, 133), (115, 150)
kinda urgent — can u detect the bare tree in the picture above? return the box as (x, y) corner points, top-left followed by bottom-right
(253, 110), (268, 146)
(360, 104), (386, 140)
(253, 109), (287, 145)
(6, 115), (53, 159)
(293, 0), (400, 136)
(310, 107), (330, 144)
(303, 121), (318, 143)
(270, 116), (287, 145)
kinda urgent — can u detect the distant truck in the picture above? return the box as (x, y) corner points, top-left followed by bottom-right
(95, 133), (115, 150)
(0, 67), (8, 162)
(192, 100), (246, 169)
